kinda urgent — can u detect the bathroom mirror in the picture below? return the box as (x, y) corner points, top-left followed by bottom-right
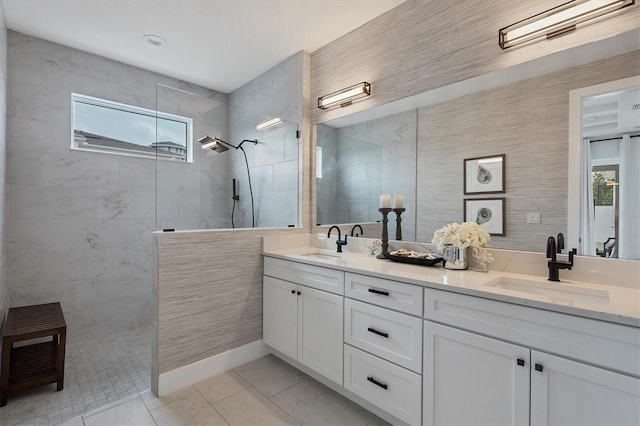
(568, 76), (640, 260)
(313, 30), (639, 256)
(315, 110), (417, 241)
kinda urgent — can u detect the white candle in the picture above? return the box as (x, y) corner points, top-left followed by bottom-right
(379, 194), (391, 208)
(393, 194), (404, 209)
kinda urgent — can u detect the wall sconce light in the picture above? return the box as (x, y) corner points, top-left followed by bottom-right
(499, 0), (635, 50)
(256, 117), (283, 131)
(318, 82), (371, 110)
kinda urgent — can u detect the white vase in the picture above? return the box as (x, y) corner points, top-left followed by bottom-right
(443, 245), (468, 270)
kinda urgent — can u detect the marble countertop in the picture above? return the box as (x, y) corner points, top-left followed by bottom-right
(263, 247), (640, 328)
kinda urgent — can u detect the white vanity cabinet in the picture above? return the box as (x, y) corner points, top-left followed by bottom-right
(423, 288), (640, 426)
(262, 253), (639, 426)
(344, 273), (424, 425)
(263, 258), (344, 385)
(530, 351), (640, 426)
(423, 321), (530, 426)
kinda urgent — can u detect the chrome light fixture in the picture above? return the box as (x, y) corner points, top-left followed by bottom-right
(318, 82), (371, 110)
(256, 117), (283, 131)
(499, 0), (635, 50)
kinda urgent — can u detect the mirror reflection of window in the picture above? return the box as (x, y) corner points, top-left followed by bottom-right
(591, 166), (619, 258)
(581, 85), (640, 260)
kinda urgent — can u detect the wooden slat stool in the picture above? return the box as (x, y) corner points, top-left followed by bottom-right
(1, 302), (67, 406)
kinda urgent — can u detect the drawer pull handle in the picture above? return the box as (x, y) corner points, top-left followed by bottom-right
(367, 327), (389, 338)
(291, 290), (295, 294)
(535, 363), (544, 372)
(516, 358), (525, 367)
(368, 288), (389, 296)
(367, 376), (388, 390)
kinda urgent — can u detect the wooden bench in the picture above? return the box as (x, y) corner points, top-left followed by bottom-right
(1, 302), (67, 406)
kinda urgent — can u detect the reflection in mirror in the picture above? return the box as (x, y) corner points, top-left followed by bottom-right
(580, 84), (639, 259)
(316, 110), (417, 241)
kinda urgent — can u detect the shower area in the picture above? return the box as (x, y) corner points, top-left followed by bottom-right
(3, 30), (303, 424)
(155, 83), (301, 232)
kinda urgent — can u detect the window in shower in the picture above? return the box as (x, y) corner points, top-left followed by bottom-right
(71, 93), (193, 162)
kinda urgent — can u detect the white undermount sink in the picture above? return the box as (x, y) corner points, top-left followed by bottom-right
(483, 276), (610, 305)
(299, 251), (343, 260)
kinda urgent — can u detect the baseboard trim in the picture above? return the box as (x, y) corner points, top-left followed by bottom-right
(156, 340), (269, 396)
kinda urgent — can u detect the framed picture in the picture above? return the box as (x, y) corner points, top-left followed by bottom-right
(464, 154), (505, 194)
(464, 198), (505, 236)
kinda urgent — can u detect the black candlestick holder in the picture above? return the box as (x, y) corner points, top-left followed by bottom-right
(393, 208), (405, 241)
(377, 208), (392, 259)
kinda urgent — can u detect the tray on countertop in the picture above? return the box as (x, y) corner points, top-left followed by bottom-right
(386, 254), (443, 266)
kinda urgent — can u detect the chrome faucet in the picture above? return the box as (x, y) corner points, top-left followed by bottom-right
(546, 235), (574, 281)
(328, 226), (348, 253)
(350, 224), (364, 237)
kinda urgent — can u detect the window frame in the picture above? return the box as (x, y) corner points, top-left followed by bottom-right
(70, 93), (193, 163)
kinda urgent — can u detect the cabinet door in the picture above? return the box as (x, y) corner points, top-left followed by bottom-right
(423, 321), (530, 426)
(297, 286), (344, 385)
(531, 351), (640, 426)
(263, 277), (297, 359)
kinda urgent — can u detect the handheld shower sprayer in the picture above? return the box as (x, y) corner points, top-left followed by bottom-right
(232, 178), (239, 201)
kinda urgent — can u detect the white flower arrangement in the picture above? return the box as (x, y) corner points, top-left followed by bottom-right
(432, 222), (494, 266)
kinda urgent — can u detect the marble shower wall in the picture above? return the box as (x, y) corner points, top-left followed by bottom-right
(6, 31), (228, 342)
(155, 85), (230, 231)
(0, 0), (7, 326)
(228, 51), (306, 228)
(317, 110), (417, 241)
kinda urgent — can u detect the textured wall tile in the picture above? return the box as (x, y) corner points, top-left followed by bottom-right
(155, 228), (305, 373)
(40, 248), (119, 284)
(7, 218), (69, 252)
(7, 149), (41, 185)
(41, 153), (120, 189)
(97, 190), (156, 219)
(310, 0), (640, 124)
(7, 250), (40, 288)
(9, 185), (100, 219)
(9, 279), (98, 313)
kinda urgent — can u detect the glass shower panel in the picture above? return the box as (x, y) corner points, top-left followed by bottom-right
(155, 84), (230, 231)
(155, 85), (301, 230)
(228, 101), (301, 229)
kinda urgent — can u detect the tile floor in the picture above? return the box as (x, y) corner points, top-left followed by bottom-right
(63, 354), (389, 426)
(0, 327), (151, 426)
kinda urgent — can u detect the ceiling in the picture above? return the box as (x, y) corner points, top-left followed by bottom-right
(583, 87), (640, 138)
(3, 0), (405, 93)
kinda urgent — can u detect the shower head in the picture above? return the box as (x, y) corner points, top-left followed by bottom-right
(198, 136), (229, 153)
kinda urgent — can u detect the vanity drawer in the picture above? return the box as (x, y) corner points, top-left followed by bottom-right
(424, 288), (640, 376)
(344, 344), (422, 426)
(345, 272), (423, 316)
(264, 257), (344, 295)
(345, 298), (422, 373)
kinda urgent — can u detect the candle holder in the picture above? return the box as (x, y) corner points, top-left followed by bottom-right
(393, 208), (405, 241)
(377, 208), (392, 259)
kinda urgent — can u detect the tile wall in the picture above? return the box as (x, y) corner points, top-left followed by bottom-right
(316, 110), (417, 241)
(5, 31), (228, 342)
(228, 52), (307, 228)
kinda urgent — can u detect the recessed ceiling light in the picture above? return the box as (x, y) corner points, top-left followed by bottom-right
(143, 34), (167, 46)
